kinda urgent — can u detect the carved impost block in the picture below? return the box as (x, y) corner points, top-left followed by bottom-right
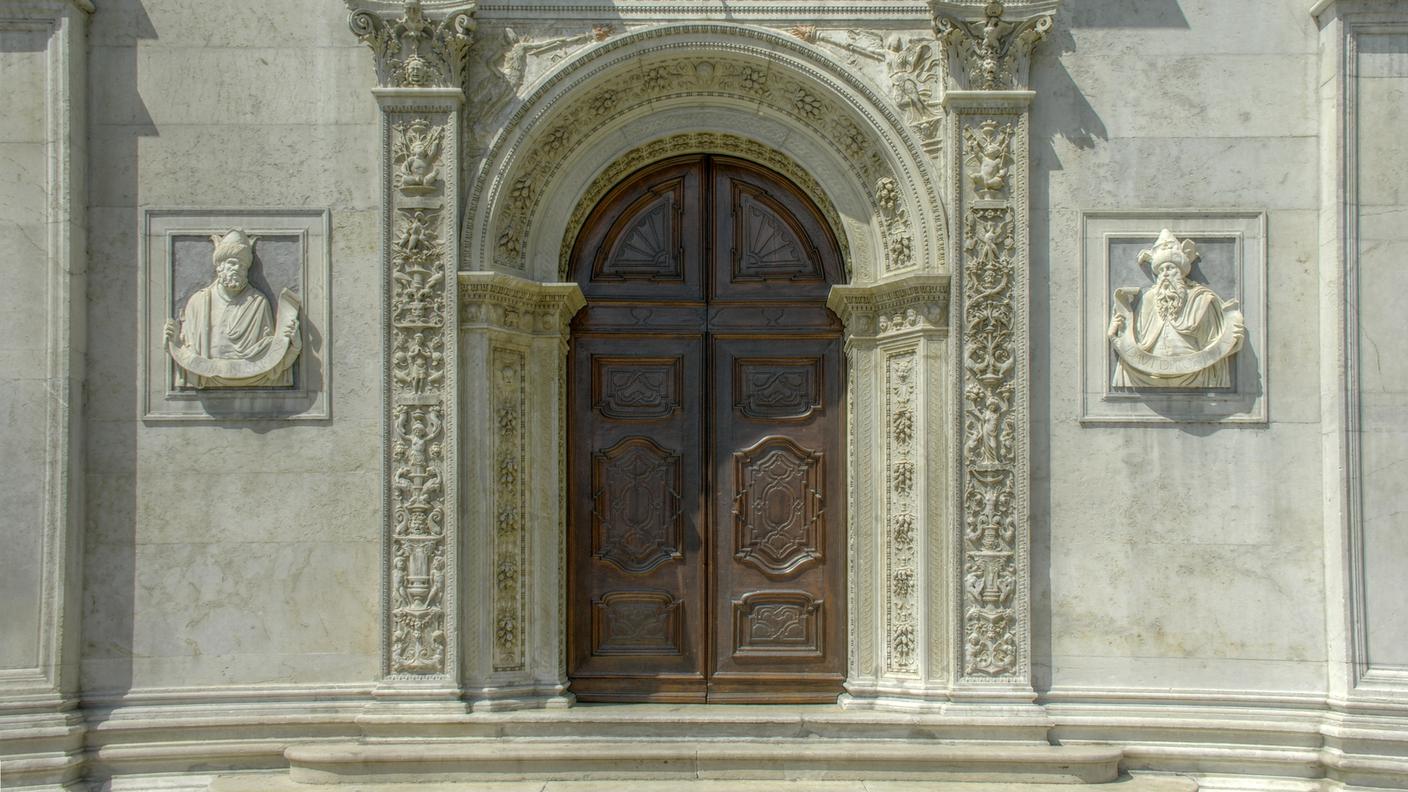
(347, 0), (477, 91)
(827, 276), (951, 344)
(931, 0), (1058, 92)
(459, 272), (585, 344)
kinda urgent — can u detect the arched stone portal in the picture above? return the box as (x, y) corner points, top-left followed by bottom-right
(455, 23), (957, 712)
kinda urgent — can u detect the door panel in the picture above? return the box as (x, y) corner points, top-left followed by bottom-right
(708, 336), (845, 701)
(569, 335), (706, 702)
(568, 155), (845, 703)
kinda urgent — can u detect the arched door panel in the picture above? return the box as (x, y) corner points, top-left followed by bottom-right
(568, 155), (845, 703)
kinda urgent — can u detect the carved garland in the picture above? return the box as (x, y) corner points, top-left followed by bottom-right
(558, 133), (849, 280)
(489, 52), (923, 275)
(884, 350), (920, 674)
(492, 346), (527, 671)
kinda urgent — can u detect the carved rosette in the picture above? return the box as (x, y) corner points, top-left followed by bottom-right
(828, 276), (950, 695)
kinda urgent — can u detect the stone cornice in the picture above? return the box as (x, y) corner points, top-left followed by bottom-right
(347, 0), (478, 90)
(458, 272), (584, 335)
(827, 275), (950, 339)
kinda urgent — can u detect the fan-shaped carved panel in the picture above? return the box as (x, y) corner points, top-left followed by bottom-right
(593, 179), (685, 281)
(732, 436), (824, 577)
(593, 437), (684, 574)
(593, 357), (681, 420)
(593, 590), (683, 656)
(731, 184), (822, 282)
(733, 591), (823, 657)
(734, 357), (823, 421)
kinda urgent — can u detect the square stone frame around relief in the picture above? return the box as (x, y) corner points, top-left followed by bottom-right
(140, 208), (332, 421)
(1079, 210), (1268, 425)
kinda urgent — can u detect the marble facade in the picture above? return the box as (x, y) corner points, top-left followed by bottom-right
(1, 0), (1407, 790)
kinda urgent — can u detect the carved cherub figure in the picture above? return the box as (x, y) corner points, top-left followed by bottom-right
(393, 119), (443, 194)
(964, 120), (1015, 199)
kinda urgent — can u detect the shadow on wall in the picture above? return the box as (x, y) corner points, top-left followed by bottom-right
(1024, 0), (1189, 693)
(80, 0), (156, 710)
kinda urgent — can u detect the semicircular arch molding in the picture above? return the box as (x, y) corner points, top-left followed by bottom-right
(464, 23), (947, 285)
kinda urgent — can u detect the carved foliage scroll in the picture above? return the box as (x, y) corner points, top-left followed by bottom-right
(933, 1), (1053, 92)
(593, 591), (682, 655)
(386, 111), (455, 678)
(734, 592), (823, 656)
(957, 112), (1024, 681)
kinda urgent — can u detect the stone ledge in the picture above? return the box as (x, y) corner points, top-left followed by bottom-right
(212, 775), (1199, 792)
(276, 739), (1123, 785)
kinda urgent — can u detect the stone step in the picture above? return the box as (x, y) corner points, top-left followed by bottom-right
(211, 773), (1200, 791)
(263, 739), (1128, 785)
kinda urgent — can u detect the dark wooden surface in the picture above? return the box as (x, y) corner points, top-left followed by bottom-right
(567, 155), (846, 703)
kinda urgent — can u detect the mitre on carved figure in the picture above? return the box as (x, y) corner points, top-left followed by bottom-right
(1106, 229), (1245, 389)
(164, 229), (303, 388)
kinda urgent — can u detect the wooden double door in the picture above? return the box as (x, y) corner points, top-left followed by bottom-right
(567, 155), (847, 703)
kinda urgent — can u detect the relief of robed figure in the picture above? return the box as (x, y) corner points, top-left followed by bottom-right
(1106, 229), (1246, 389)
(164, 230), (302, 388)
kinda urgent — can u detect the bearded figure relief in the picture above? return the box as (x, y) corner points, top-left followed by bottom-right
(1106, 229), (1245, 389)
(164, 230), (302, 388)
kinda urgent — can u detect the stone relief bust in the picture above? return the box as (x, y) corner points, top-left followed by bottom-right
(164, 230), (302, 388)
(1106, 229), (1245, 389)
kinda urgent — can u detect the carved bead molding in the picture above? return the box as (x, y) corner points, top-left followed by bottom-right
(348, 0), (477, 89)
(828, 277), (951, 701)
(558, 133), (849, 281)
(931, 0), (1056, 92)
(471, 25), (944, 280)
(348, 1), (475, 697)
(942, 5), (1050, 692)
(459, 273), (583, 705)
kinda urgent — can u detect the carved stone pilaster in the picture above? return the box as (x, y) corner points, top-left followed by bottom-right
(347, 0), (475, 706)
(459, 273), (583, 711)
(939, 0), (1056, 705)
(828, 276), (951, 710)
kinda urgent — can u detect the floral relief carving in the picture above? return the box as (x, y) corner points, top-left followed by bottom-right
(493, 347), (527, 671)
(959, 197), (1020, 678)
(933, 0), (1054, 91)
(885, 351), (919, 674)
(493, 53), (912, 275)
(391, 403), (447, 674)
(348, 0), (477, 89)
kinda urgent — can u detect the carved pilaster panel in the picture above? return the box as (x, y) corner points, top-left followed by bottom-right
(828, 276), (951, 705)
(382, 106), (460, 686)
(459, 273), (583, 707)
(948, 97), (1033, 692)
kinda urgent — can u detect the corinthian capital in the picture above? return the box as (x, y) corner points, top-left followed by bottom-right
(347, 0), (477, 90)
(931, 0), (1057, 91)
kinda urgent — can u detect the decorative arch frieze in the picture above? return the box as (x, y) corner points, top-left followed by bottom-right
(464, 24), (947, 283)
